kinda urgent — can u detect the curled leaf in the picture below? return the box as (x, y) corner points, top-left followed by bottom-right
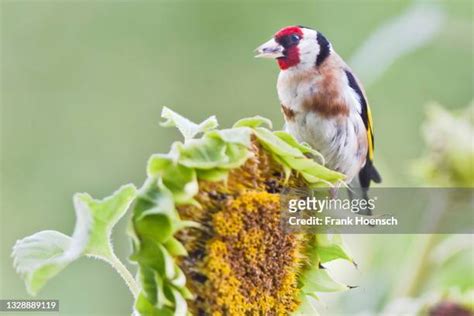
(254, 127), (303, 157)
(233, 115), (273, 129)
(12, 185), (137, 295)
(12, 231), (74, 296)
(207, 127), (253, 147)
(273, 131), (325, 164)
(161, 106), (218, 141)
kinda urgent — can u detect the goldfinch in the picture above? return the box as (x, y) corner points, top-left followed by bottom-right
(256, 25), (381, 201)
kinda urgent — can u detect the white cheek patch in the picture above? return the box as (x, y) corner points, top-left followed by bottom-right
(298, 41), (318, 68)
(297, 29), (319, 69)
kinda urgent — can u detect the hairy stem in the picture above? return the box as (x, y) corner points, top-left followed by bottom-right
(106, 252), (140, 298)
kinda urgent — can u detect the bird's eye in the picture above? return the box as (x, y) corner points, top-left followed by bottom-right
(290, 34), (301, 43)
(278, 34), (301, 48)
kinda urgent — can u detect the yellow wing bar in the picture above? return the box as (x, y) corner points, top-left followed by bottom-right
(366, 104), (375, 161)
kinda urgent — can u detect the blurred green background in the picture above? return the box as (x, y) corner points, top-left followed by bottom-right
(1, 0), (472, 315)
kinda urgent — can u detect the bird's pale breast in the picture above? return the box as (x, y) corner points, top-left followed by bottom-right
(278, 66), (367, 182)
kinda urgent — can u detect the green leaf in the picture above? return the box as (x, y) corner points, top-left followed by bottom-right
(162, 166), (198, 204)
(300, 173), (333, 187)
(12, 185), (137, 295)
(161, 106), (218, 141)
(147, 154), (174, 177)
(138, 266), (172, 308)
(132, 239), (181, 283)
(177, 137), (229, 169)
(302, 268), (348, 293)
(133, 180), (177, 244)
(254, 127), (303, 157)
(158, 244), (178, 280)
(178, 285), (194, 300)
(135, 292), (174, 316)
(252, 127), (344, 185)
(283, 156), (344, 183)
(196, 168), (229, 182)
(154, 273), (172, 308)
(220, 143), (252, 169)
(12, 231), (73, 296)
(170, 287), (187, 316)
(147, 157), (199, 205)
(133, 215), (174, 246)
(79, 184), (138, 258)
(271, 154), (292, 182)
(233, 115), (273, 129)
(164, 237), (188, 257)
(170, 266), (186, 288)
(130, 171), (197, 314)
(207, 127), (253, 147)
(315, 234), (353, 264)
(130, 239), (163, 271)
(273, 131), (325, 164)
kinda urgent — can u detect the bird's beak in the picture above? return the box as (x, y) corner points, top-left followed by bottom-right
(255, 38), (284, 59)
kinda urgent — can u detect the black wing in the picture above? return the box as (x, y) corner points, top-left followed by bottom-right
(344, 69), (381, 189)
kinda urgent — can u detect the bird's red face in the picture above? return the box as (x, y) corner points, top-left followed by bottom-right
(255, 26), (304, 70)
(256, 26), (326, 71)
(273, 26), (304, 70)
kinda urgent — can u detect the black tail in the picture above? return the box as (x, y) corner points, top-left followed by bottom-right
(359, 159), (381, 189)
(352, 160), (381, 216)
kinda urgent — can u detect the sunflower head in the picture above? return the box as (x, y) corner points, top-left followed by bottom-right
(130, 108), (352, 315)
